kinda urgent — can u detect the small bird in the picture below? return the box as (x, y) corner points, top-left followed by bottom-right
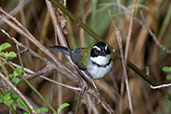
(49, 42), (113, 80)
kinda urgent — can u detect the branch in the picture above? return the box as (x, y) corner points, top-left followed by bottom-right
(151, 83), (171, 89)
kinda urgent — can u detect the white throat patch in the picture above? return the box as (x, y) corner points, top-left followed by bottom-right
(90, 54), (111, 65)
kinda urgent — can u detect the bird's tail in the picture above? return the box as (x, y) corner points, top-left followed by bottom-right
(49, 46), (71, 56)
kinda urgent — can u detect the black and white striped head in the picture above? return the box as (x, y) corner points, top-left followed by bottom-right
(90, 42), (111, 66)
(90, 42), (111, 57)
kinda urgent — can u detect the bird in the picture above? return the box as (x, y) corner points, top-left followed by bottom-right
(49, 42), (113, 80)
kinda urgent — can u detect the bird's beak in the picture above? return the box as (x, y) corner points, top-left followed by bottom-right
(102, 50), (106, 56)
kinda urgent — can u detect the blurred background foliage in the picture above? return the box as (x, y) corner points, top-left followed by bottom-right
(0, 0), (171, 114)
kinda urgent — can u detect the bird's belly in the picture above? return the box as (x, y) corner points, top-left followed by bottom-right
(87, 62), (113, 79)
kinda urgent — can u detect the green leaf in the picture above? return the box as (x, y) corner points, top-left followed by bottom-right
(4, 99), (14, 106)
(11, 93), (18, 99)
(166, 74), (171, 80)
(12, 78), (20, 85)
(35, 107), (48, 113)
(4, 93), (11, 100)
(9, 74), (14, 78)
(162, 66), (171, 72)
(58, 103), (69, 113)
(24, 113), (28, 114)
(0, 51), (16, 58)
(14, 67), (22, 76)
(17, 98), (27, 109)
(8, 51), (17, 57)
(59, 103), (70, 110)
(0, 51), (6, 57)
(0, 43), (11, 51)
(5, 52), (9, 58)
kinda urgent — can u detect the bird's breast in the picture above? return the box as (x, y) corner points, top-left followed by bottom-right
(87, 60), (113, 79)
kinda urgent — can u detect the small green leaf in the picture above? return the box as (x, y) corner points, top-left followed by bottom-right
(4, 93), (11, 100)
(166, 74), (171, 80)
(58, 103), (69, 113)
(35, 107), (49, 113)
(0, 51), (6, 57)
(12, 78), (20, 85)
(24, 113), (28, 114)
(11, 93), (18, 99)
(4, 99), (14, 106)
(162, 66), (171, 72)
(17, 98), (27, 109)
(0, 52), (14, 58)
(8, 51), (17, 57)
(14, 67), (22, 76)
(9, 74), (14, 78)
(0, 43), (11, 51)
(59, 103), (70, 110)
(5, 52), (9, 58)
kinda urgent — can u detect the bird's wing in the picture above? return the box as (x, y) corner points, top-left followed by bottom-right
(70, 48), (91, 70)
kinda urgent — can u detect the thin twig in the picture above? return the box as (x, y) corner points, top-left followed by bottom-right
(123, 0), (137, 114)
(16, 43), (26, 75)
(108, 9), (133, 114)
(125, 0), (136, 60)
(150, 83), (171, 89)
(0, 59), (9, 77)
(86, 94), (99, 114)
(139, 11), (171, 54)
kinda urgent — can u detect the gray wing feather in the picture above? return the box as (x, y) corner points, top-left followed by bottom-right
(70, 48), (86, 70)
(50, 46), (86, 70)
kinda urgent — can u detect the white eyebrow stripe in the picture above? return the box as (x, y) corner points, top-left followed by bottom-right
(105, 44), (108, 50)
(93, 46), (101, 51)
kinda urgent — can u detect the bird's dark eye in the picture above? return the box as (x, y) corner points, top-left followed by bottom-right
(90, 48), (99, 57)
(95, 49), (99, 54)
